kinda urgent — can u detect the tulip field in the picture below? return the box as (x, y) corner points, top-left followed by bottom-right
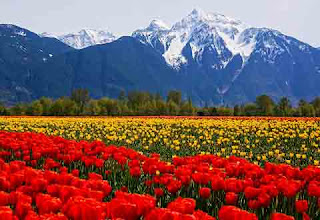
(0, 117), (320, 219)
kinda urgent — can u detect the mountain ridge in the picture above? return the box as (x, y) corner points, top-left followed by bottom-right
(131, 9), (320, 105)
(40, 29), (117, 49)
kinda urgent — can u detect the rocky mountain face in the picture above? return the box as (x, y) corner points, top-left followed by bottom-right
(1, 9), (320, 106)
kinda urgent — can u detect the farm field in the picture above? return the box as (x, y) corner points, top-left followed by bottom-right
(0, 116), (320, 219)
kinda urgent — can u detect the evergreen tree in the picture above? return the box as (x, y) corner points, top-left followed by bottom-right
(233, 105), (241, 116)
(28, 100), (43, 116)
(180, 97), (195, 116)
(155, 99), (167, 115)
(50, 98), (78, 116)
(256, 95), (275, 116)
(10, 103), (27, 116)
(167, 90), (182, 106)
(39, 97), (53, 116)
(71, 88), (90, 114)
(0, 102), (9, 115)
(311, 97), (320, 117)
(85, 100), (101, 116)
(244, 103), (258, 116)
(297, 99), (315, 117)
(167, 100), (179, 115)
(276, 97), (292, 116)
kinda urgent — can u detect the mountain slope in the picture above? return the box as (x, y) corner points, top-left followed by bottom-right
(0, 24), (73, 104)
(41, 29), (117, 49)
(27, 37), (178, 99)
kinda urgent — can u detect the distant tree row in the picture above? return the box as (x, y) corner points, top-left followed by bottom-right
(200, 95), (320, 117)
(1, 89), (320, 117)
(0, 89), (194, 116)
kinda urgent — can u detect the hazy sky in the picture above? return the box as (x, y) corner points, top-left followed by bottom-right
(0, 0), (319, 47)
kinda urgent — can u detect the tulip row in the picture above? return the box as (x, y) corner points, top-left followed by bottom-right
(0, 157), (261, 220)
(1, 116), (320, 167)
(0, 158), (298, 220)
(0, 131), (320, 219)
(0, 158), (218, 219)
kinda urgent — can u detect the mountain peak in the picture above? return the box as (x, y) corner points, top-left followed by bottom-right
(184, 8), (244, 27)
(190, 8), (207, 18)
(172, 8), (246, 32)
(147, 19), (170, 31)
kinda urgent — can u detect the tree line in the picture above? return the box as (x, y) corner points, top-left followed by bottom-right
(1, 89), (320, 117)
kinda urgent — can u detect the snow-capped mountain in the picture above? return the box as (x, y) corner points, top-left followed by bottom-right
(132, 8), (320, 105)
(133, 8), (252, 69)
(41, 29), (117, 49)
(133, 8), (315, 70)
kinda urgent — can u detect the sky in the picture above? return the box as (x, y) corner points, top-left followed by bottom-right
(0, 0), (319, 47)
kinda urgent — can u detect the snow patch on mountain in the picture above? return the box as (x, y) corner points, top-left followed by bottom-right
(133, 8), (313, 70)
(147, 19), (170, 31)
(163, 34), (188, 68)
(133, 8), (257, 68)
(15, 30), (26, 37)
(40, 29), (117, 49)
(40, 32), (56, 38)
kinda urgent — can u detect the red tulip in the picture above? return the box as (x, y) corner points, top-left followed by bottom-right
(109, 191), (156, 219)
(199, 187), (211, 199)
(31, 160), (37, 167)
(105, 170), (111, 177)
(62, 196), (105, 220)
(145, 208), (181, 220)
(194, 210), (216, 220)
(303, 212), (310, 220)
(0, 207), (15, 220)
(192, 172), (210, 185)
(120, 186), (128, 192)
(88, 172), (103, 180)
(248, 199), (261, 210)
(0, 191), (9, 206)
(258, 193), (271, 208)
(15, 201), (32, 219)
(129, 166), (141, 177)
(31, 178), (48, 192)
(95, 159), (104, 168)
(218, 206), (258, 220)
(166, 180), (182, 194)
(167, 197), (196, 214)
(225, 178), (244, 193)
(225, 192), (238, 205)
(295, 200), (308, 213)
(108, 200), (138, 220)
(36, 193), (62, 215)
(154, 188), (164, 197)
(71, 169), (79, 177)
(244, 187), (261, 199)
(270, 213), (295, 220)
(211, 176), (225, 191)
